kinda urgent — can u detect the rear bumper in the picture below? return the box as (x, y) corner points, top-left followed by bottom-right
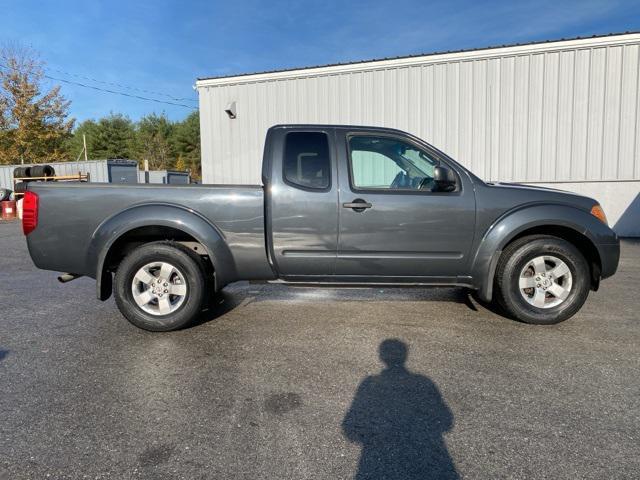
(598, 240), (620, 279)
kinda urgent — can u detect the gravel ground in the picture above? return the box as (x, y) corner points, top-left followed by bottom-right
(0, 220), (638, 479)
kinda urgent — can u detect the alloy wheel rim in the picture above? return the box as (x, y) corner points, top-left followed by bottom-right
(518, 255), (573, 309)
(131, 262), (188, 316)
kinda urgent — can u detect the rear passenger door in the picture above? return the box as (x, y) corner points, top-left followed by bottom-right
(267, 128), (339, 277)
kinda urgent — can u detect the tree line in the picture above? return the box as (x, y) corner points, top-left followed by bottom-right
(66, 111), (201, 174)
(0, 44), (201, 176)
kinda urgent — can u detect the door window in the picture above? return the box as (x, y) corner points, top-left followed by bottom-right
(284, 132), (330, 190)
(349, 136), (438, 191)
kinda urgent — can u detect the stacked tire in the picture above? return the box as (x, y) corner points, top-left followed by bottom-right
(13, 166), (31, 178)
(30, 165), (56, 178)
(13, 165), (56, 180)
(10, 165), (56, 197)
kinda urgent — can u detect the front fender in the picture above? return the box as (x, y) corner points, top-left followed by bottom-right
(471, 203), (617, 302)
(88, 203), (237, 300)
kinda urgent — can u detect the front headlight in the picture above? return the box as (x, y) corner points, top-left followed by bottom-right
(590, 204), (608, 225)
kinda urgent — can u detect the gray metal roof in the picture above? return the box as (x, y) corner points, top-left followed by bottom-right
(197, 31), (640, 81)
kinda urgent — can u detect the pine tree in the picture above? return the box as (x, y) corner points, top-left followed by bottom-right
(0, 45), (74, 164)
(172, 111), (200, 177)
(134, 113), (174, 169)
(92, 114), (135, 159)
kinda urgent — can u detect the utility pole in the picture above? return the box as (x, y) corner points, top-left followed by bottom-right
(83, 134), (88, 162)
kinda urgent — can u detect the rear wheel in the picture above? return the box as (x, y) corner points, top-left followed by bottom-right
(114, 241), (207, 331)
(495, 235), (591, 324)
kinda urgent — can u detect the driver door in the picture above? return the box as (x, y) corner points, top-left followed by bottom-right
(335, 131), (476, 279)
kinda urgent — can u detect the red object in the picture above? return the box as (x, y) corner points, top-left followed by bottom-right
(22, 191), (38, 235)
(1, 200), (16, 220)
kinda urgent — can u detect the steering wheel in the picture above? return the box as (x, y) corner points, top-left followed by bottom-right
(418, 177), (435, 191)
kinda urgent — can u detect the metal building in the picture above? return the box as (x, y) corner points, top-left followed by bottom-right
(196, 32), (640, 236)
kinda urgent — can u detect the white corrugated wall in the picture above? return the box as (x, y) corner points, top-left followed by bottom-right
(196, 33), (640, 235)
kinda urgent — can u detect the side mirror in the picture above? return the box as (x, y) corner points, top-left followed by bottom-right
(433, 166), (457, 192)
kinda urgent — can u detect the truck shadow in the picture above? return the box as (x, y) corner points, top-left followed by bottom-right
(230, 283), (483, 307)
(192, 285), (496, 328)
(343, 339), (459, 479)
(190, 291), (250, 328)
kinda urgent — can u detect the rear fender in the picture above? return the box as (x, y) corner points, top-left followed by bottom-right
(88, 204), (236, 300)
(472, 204), (614, 302)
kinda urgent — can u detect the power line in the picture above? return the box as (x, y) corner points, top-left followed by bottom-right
(0, 62), (198, 110)
(46, 66), (199, 104)
(45, 74), (197, 109)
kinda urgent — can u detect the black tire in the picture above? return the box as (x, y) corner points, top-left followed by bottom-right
(13, 166), (31, 178)
(0, 188), (11, 201)
(494, 235), (590, 325)
(114, 241), (208, 331)
(14, 182), (28, 194)
(30, 165), (55, 178)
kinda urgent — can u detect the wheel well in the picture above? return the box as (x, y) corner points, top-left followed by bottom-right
(505, 225), (602, 289)
(103, 226), (212, 274)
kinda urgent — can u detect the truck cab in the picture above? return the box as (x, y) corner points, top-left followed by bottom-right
(264, 125), (476, 284)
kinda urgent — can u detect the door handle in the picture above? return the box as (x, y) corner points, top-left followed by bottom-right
(343, 199), (372, 211)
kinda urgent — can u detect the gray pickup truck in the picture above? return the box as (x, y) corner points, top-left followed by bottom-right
(23, 125), (619, 331)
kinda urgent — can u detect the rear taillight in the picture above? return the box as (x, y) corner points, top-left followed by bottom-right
(22, 191), (39, 235)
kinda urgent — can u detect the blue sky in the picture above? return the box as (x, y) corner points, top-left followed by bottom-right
(1, 0), (638, 123)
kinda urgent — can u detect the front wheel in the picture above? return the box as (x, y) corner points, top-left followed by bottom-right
(114, 241), (208, 331)
(494, 235), (591, 325)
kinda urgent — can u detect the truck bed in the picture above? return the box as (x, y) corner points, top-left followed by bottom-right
(26, 182), (273, 280)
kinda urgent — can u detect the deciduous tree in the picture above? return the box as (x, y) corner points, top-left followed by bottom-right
(0, 45), (74, 164)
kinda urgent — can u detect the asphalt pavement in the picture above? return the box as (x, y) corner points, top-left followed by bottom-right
(1, 220), (638, 479)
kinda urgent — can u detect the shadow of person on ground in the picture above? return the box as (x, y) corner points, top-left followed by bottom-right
(0, 350), (8, 361)
(342, 339), (459, 480)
